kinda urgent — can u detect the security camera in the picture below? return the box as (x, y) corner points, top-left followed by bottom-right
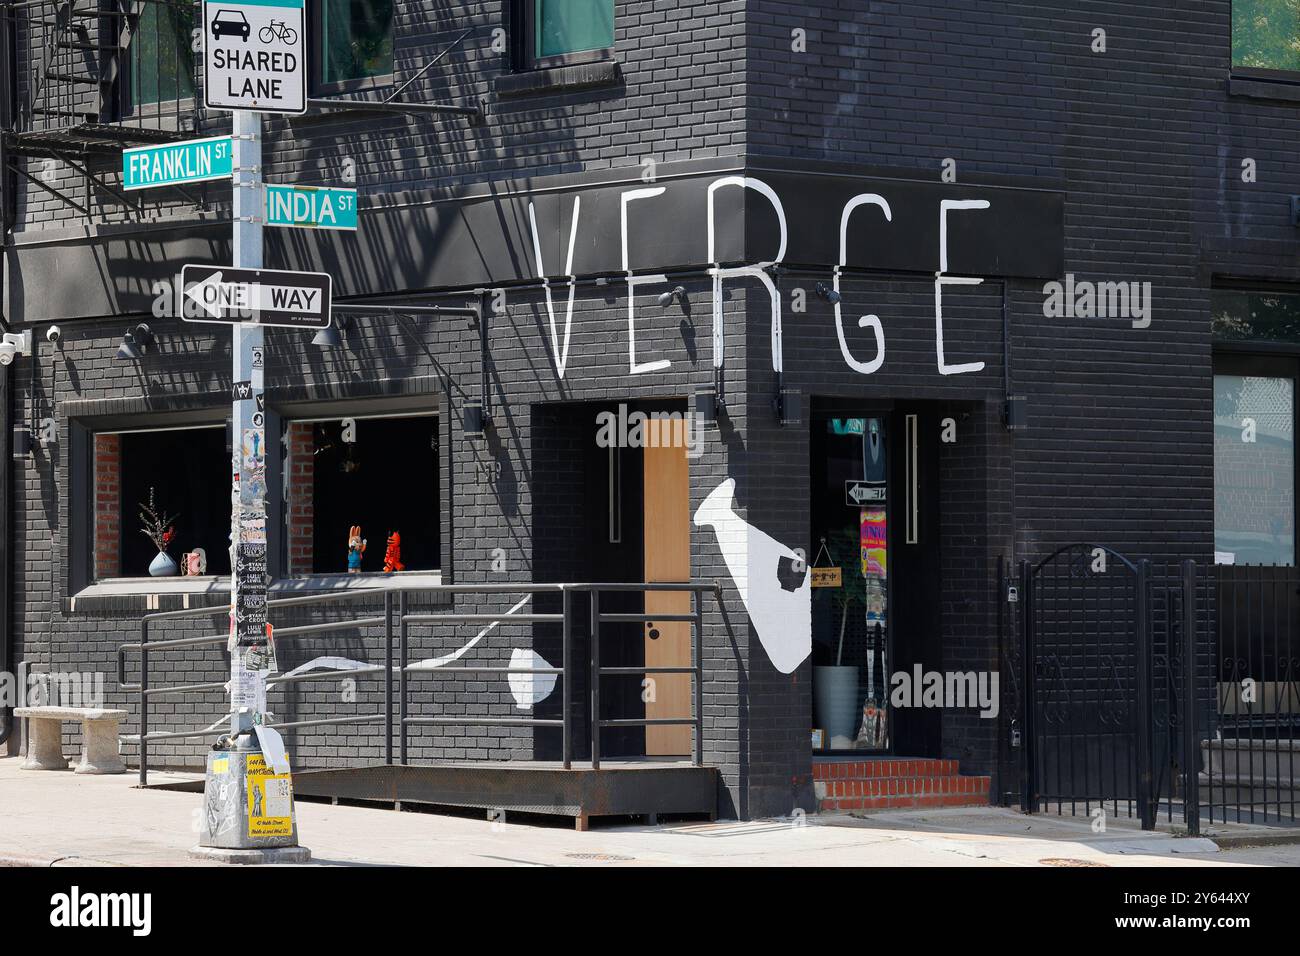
(0, 331), (32, 359)
(46, 325), (62, 344)
(0, 344), (15, 367)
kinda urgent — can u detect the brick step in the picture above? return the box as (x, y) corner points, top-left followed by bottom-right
(812, 758), (958, 781)
(812, 758), (990, 812)
(820, 791), (990, 812)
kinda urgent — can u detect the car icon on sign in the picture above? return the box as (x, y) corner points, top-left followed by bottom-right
(211, 9), (250, 41)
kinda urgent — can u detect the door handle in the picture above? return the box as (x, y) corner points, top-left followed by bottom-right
(647, 622), (660, 640)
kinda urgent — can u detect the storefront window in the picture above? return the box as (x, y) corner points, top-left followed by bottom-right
(1232, 1), (1300, 74)
(94, 426), (231, 580)
(286, 414), (440, 575)
(1214, 374), (1295, 565)
(810, 415), (890, 752)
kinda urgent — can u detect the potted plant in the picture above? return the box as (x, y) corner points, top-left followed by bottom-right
(139, 488), (180, 577)
(814, 529), (866, 745)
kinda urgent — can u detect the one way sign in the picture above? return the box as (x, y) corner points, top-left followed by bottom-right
(181, 264), (331, 329)
(845, 480), (885, 506)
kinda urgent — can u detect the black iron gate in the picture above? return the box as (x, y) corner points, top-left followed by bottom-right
(1021, 544), (1156, 828)
(1016, 547), (1300, 834)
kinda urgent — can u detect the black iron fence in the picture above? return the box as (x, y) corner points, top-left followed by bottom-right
(1015, 546), (1300, 834)
(116, 581), (721, 785)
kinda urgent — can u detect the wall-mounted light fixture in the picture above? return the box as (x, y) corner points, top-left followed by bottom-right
(815, 281), (841, 305)
(694, 386), (718, 426)
(657, 286), (686, 308)
(463, 399), (489, 439)
(311, 313), (351, 349)
(1005, 395), (1029, 431)
(776, 388), (802, 427)
(115, 324), (153, 361)
(11, 424), (31, 458)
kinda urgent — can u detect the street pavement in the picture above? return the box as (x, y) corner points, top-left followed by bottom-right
(1, 758), (1297, 867)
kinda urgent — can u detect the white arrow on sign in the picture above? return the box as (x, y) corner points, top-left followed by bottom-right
(185, 270), (325, 318)
(846, 482), (883, 504)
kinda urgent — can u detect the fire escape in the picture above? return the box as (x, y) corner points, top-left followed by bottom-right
(0, 3), (483, 225)
(1, 0), (199, 216)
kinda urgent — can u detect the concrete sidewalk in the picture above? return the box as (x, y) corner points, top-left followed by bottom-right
(1, 758), (1297, 867)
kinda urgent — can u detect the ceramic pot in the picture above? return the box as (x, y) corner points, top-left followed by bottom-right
(814, 665), (860, 741)
(149, 551), (179, 577)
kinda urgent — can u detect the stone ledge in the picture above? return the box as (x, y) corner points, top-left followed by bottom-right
(494, 60), (622, 99)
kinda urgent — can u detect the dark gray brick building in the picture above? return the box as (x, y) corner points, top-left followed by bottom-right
(0, 0), (1293, 822)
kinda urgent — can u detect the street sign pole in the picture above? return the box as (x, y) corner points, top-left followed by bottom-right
(230, 108), (264, 739)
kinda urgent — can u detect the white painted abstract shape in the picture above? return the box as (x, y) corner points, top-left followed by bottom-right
(408, 594), (532, 670)
(693, 479), (811, 674)
(507, 648), (558, 708)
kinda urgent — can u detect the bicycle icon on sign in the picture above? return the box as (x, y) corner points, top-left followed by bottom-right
(259, 19), (297, 45)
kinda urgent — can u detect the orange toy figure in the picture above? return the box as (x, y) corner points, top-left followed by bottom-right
(383, 531), (405, 574)
(347, 526), (366, 574)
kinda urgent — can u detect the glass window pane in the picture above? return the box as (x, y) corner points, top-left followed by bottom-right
(1213, 289), (1300, 343)
(322, 0), (394, 85)
(131, 2), (195, 107)
(1233, 0), (1300, 72)
(1215, 374), (1295, 566)
(101, 427), (231, 579)
(536, 0), (614, 58)
(304, 416), (440, 573)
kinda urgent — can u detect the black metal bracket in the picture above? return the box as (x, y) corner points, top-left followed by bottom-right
(332, 296), (490, 432)
(305, 28), (484, 125)
(6, 159), (88, 216)
(45, 146), (142, 212)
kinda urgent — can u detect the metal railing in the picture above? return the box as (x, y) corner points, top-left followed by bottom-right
(116, 581), (721, 785)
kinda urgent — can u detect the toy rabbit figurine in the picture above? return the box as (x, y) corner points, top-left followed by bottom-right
(383, 531), (405, 574)
(347, 526), (366, 574)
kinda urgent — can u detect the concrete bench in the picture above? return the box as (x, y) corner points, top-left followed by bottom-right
(14, 707), (128, 774)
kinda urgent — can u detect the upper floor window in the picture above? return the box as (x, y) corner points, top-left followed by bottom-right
(1233, 1), (1300, 75)
(318, 0), (395, 89)
(522, 0), (614, 69)
(129, 0), (196, 109)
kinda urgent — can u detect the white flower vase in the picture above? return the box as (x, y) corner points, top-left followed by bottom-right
(149, 551), (179, 577)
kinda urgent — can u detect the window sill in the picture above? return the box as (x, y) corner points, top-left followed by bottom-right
(494, 59), (622, 99)
(65, 571), (446, 613)
(1228, 74), (1300, 104)
(274, 571), (444, 593)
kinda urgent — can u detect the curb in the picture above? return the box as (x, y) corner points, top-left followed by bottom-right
(0, 853), (124, 867)
(1208, 829), (1300, 849)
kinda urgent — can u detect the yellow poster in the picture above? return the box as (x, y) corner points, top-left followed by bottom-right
(245, 753), (293, 838)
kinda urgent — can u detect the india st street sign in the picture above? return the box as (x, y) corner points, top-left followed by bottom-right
(181, 264), (332, 329)
(203, 0), (306, 114)
(265, 184), (358, 231)
(122, 136), (233, 190)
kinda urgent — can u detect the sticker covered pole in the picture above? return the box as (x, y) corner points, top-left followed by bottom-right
(193, 108), (308, 862)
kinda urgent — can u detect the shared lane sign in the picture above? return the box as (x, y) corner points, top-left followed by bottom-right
(123, 136), (234, 191)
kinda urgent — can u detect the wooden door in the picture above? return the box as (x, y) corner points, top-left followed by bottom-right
(643, 417), (691, 756)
